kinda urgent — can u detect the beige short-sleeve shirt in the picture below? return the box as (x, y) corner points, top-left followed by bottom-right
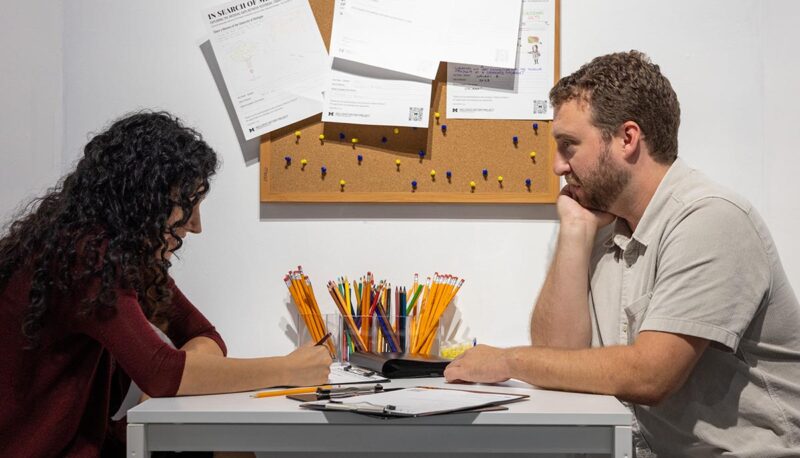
(589, 158), (800, 457)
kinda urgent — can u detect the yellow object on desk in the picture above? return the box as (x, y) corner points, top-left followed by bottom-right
(440, 340), (476, 360)
(251, 385), (333, 399)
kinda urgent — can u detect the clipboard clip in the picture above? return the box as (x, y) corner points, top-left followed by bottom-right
(341, 363), (376, 377)
(325, 400), (397, 415)
(316, 384), (385, 399)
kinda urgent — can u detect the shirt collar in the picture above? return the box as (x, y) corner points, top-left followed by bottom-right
(608, 157), (692, 251)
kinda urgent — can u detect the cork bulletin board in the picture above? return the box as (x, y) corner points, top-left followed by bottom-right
(260, 0), (560, 203)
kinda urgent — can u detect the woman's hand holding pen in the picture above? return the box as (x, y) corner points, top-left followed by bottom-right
(282, 342), (332, 386)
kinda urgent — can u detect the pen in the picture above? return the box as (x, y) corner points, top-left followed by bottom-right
(315, 332), (332, 347)
(251, 385), (333, 399)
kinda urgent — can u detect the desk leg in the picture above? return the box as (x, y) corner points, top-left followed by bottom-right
(614, 425), (632, 458)
(127, 423), (149, 458)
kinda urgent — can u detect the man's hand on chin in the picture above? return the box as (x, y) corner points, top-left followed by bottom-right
(443, 344), (512, 384)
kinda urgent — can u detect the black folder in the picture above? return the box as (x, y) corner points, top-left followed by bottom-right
(348, 351), (451, 378)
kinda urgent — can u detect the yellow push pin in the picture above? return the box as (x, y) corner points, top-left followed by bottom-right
(470, 181), (476, 189)
(393, 128), (400, 135)
(395, 159), (401, 166)
(434, 112), (440, 119)
(300, 159), (308, 166)
(319, 134), (325, 141)
(294, 130), (302, 138)
(530, 151), (537, 158)
(430, 170), (436, 179)
(351, 138), (359, 145)
(497, 176), (504, 183)
(339, 179), (346, 187)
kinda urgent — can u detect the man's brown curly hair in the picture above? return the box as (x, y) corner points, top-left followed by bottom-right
(549, 50), (681, 164)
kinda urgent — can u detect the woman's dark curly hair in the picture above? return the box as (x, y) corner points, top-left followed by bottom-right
(0, 111), (218, 346)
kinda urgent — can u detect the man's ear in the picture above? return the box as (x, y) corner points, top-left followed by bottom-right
(617, 121), (642, 161)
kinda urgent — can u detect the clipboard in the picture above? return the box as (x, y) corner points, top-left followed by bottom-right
(348, 351), (451, 378)
(299, 386), (528, 417)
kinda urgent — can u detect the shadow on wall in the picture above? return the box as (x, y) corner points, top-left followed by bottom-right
(258, 202), (559, 221)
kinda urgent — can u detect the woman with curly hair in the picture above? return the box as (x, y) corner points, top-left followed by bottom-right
(0, 112), (331, 457)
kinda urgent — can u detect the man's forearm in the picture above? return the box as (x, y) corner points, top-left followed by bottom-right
(531, 224), (596, 348)
(503, 345), (663, 405)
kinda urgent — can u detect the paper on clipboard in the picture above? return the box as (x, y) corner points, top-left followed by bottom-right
(300, 386), (528, 417)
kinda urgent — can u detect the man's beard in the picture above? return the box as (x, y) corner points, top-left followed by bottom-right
(567, 143), (630, 212)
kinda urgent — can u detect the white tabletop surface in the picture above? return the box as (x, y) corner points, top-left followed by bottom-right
(128, 377), (631, 426)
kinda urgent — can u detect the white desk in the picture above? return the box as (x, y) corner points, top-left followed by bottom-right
(127, 378), (632, 457)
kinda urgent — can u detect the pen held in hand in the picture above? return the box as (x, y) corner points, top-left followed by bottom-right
(315, 332), (332, 347)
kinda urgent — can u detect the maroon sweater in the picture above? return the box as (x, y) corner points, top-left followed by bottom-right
(0, 271), (226, 457)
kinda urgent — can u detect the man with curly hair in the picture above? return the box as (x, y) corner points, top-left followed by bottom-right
(445, 51), (800, 456)
(0, 112), (331, 457)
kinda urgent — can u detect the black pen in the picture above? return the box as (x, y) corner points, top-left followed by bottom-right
(315, 332), (332, 347)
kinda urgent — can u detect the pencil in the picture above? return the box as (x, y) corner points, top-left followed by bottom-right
(251, 385), (333, 399)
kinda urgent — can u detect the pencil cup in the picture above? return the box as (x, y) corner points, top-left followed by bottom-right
(337, 314), (443, 361)
(294, 313), (342, 361)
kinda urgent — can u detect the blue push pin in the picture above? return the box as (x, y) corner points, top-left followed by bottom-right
(381, 136), (388, 144)
(339, 132), (346, 140)
(411, 180), (418, 189)
(525, 178), (532, 188)
(357, 154), (363, 163)
(321, 166), (327, 175)
(532, 122), (539, 134)
(512, 135), (519, 145)
(418, 150), (426, 160)
(284, 156), (291, 165)
(441, 124), (447, 133)
(482, 168), (488, 178)
(446, 170), (452, 180)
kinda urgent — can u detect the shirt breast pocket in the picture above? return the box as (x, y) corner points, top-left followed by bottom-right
(623, 292), (652, 342)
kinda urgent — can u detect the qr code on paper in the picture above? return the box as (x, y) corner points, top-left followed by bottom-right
(409, 107), (424, 122)
(533, 100), (548, 115)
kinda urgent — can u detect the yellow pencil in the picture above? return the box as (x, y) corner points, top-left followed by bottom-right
(251, 385), (332, 399)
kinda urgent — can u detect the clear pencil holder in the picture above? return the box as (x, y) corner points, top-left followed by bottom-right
(294, 313), (343, 361)
(337, 314), (444, 362)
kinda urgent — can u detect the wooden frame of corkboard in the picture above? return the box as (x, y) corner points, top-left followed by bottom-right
(260, 0), (560, 204)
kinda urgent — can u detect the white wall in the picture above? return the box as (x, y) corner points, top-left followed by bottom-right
(5, 0), (791, 358)
(0, 1), (63, 224)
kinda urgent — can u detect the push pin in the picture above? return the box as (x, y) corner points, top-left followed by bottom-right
(393, 128), (400, 135)
(321, 166), (327, 175)
(300, 159), (308, 169)
(351, 138), (359, 146)
(339, 132), (346, 140)
(395, 159), (401, 170)
(482, 168), (488, 178)
(497, 176), (504, 185)
(441, 124), (447, 134)
(525, 178), (532, 189)
(339, 179), (346, 190)
(418, 150), (426, 160)
(430, 170), (436, 180)
(357, 154), (363, 164)
(434, 112), (441, 121)
(532, 122), (539, 134)
(446, 170), (452, 181)
(530, 151), (537, 163)
(512, 135), (519, 145)
(284, 156), (292, 166)
(381, 136), (388, 144)
(411, 180), (418, 190)
(319, 134), (325, 142)
(470, 181), (476, 192)
(294, 130), (302, 140)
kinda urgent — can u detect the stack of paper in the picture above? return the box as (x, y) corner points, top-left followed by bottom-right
(204, 0), (553, 137)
